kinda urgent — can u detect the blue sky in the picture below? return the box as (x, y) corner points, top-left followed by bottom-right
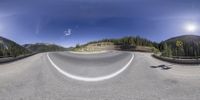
(0, 0), (200, 47)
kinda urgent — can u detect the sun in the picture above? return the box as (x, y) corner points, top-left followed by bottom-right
(185, 23), (197, 32)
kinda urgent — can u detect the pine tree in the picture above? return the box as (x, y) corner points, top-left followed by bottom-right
(161, 43), (172, 57)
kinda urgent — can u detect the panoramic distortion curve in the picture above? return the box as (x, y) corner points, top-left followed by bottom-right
(47, 52), (134, 82)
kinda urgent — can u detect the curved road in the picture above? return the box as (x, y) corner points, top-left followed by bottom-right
(0, 51), (200, 100)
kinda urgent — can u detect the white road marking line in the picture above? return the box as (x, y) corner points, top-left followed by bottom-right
(47, 52), (134, 82)
(68, 50), (109, 54)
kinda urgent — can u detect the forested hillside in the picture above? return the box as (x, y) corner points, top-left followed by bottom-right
(75, 36), (159, 52)
(0, 36), (67, 58)
(0, 37), (30, 57)
(159, 35), (200, 57)
(86, 36), (158, 48)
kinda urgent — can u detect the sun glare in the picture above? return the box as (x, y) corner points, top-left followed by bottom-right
(185, 23), (197, 33)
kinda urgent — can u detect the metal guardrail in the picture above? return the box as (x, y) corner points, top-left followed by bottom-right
(172, 56), (200, 59)
(152, 54), (200, 64)
(0, 53), (37, 64)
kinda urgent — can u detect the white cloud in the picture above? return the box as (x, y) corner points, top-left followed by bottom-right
(64, 28), (72, 36)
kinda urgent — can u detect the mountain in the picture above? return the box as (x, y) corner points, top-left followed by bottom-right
(0, 36), (30, 57)
(23, 43), (67, 53)
(160, 35), (200, 57)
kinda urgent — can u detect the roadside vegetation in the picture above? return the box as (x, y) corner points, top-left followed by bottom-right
(74, 35), (200, 60)
(73, 36), (160, 53)
(159, 35), (200, 59)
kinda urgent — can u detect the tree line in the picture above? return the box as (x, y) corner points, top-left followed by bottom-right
(77, 36), (200, 58)
(77, 36), (159, 52)
(159, 40), (200, 58)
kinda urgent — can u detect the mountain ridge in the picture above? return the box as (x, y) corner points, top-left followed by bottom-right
(23, 43), (67, 53)
(165, 35), (200, 43)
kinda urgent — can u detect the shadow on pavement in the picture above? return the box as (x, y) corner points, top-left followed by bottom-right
(150, 64), (173, 70)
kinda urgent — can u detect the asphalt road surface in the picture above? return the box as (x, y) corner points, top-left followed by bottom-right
(0, 51), (200, 100)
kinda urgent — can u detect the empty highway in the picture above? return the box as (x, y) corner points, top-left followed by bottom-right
(0, 51), (200, 100)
